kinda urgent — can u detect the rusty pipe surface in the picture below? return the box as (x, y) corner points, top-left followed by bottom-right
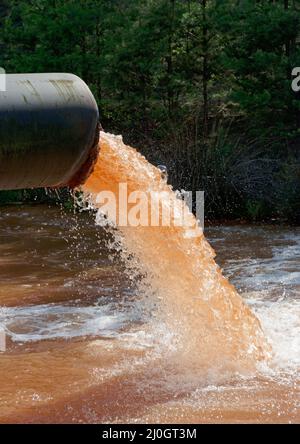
(0, 73), (100, 190)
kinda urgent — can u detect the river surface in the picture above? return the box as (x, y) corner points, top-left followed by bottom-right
(0, 205), (299, 423)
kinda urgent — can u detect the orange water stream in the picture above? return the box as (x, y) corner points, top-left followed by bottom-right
(83, 132), (270, 372)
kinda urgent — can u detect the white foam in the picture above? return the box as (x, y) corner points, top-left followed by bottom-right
(245, 292), (300, 373)
(208, 226), (300, 376)
(0, 303), (129, 342)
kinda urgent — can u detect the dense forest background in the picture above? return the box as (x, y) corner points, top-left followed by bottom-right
(0, 0), (300, 222)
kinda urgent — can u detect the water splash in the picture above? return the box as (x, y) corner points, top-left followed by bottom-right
(82, 132), (271, 374)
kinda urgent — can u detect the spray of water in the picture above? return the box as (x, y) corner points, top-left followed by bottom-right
(82, 132), (271, 375)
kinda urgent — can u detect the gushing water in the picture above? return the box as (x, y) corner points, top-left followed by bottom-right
(82, 132), (270, 373)
(2, 132), (298, 423)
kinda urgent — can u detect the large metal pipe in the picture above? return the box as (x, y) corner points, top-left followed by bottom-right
(0, 73), (100, 190)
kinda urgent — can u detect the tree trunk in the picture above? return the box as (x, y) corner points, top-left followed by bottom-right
(167, 0), (175, 117)
(202, 0), (209, 139)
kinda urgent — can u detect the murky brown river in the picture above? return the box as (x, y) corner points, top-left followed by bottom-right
(0, 204), (299, 423)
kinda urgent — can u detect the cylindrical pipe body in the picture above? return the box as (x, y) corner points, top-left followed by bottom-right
(0, 73), (99, 190)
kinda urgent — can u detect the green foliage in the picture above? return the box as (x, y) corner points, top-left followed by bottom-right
(0, 0), (299, 222)
(215, 1), (300, 135)
(245, 200), (267, 222)
(0, 188), (72, 206)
